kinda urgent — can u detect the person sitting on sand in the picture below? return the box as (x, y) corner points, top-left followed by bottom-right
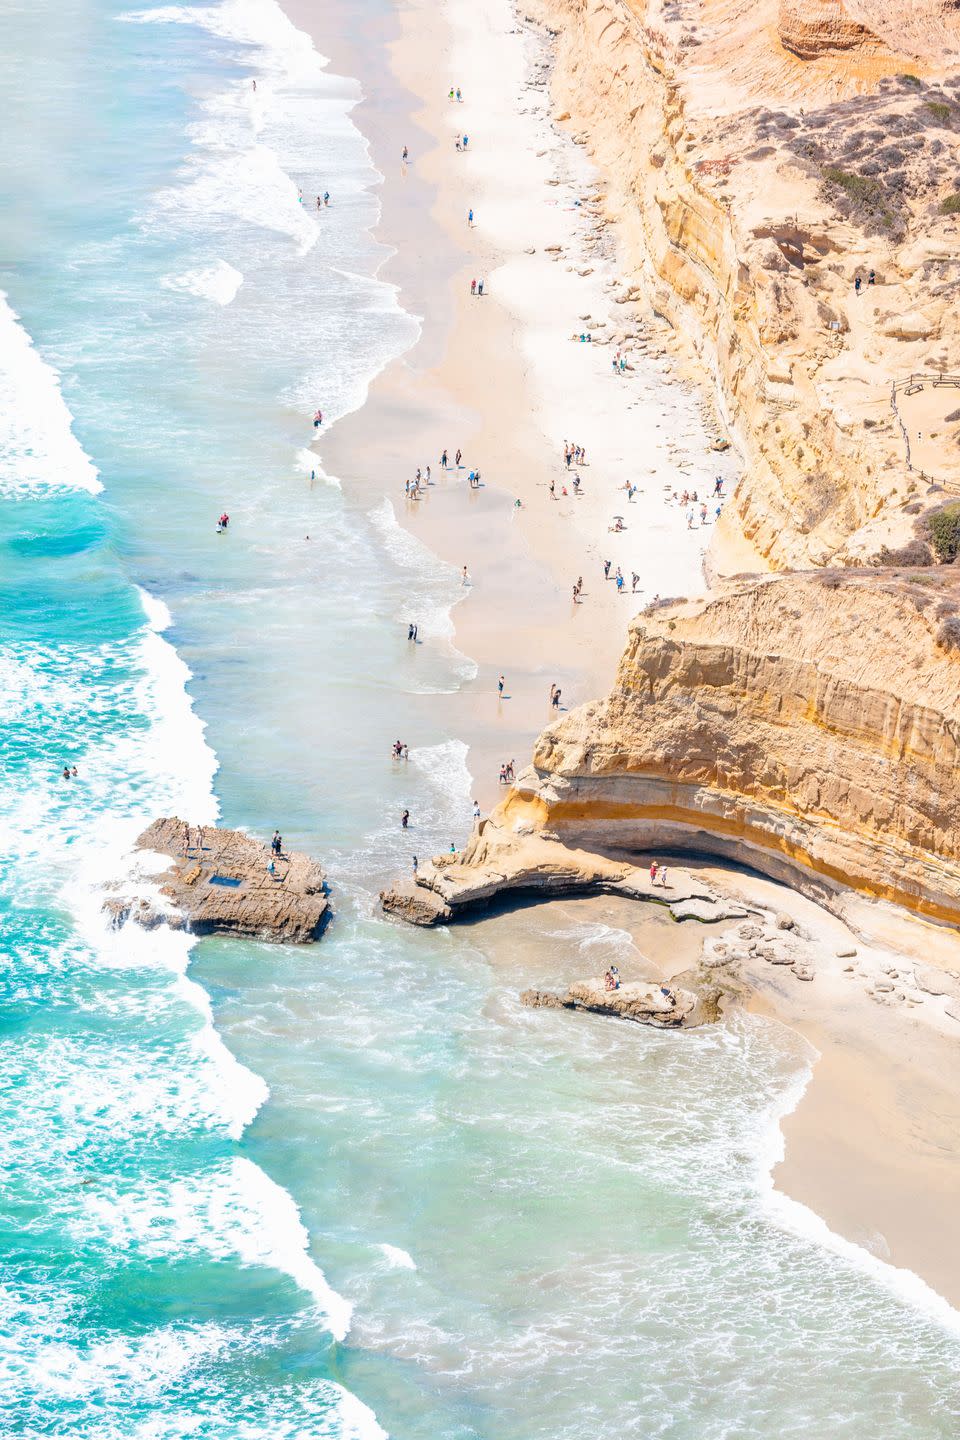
(604, 970), (617, 991)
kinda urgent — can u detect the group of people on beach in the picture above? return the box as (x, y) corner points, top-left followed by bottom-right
(498, 759), (517, 784)
(392, 740), (410, 760)
(61, 764), (79, 781)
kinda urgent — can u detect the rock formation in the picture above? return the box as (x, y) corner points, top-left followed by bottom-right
(526, 0), (960, 568)
(105, 817), (329, 943)
(381, 832), (754, 925)
(521, 975), (722, 1028)
(397, 571), (960, 928)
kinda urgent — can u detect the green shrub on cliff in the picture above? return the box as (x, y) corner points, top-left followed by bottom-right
(926, 502), (960, 562)
(940, 192), (960, 214)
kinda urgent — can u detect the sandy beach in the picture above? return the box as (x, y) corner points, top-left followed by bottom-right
(283, 0), (960, 1316)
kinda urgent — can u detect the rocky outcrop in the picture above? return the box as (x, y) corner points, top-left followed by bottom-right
(105, 817), (329, 942)
(778, 0), (884, 60)
(380, 829), (753, 925)
(521, 975), (722, 1027)
(384, 572), (960, 929)
(526, 0), (960, 567)
(506, 572), (960, 925)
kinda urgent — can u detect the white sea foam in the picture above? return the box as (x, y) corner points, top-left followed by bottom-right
(161, 258), (244, 305)
(367, 498), (478, 688)
(378, 1243), (417, 1270)
(760, 1039), (960, 1340)
(295, 446), (340, 487)
(78, 1157), (353, 1340)
(0, 292), (101, 497)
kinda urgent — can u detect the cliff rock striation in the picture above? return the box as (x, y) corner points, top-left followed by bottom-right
(490, 573), (960, 923)
(527, 0), (960, 567)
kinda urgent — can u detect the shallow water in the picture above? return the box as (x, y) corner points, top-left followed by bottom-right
(2, 1), (960, 1437)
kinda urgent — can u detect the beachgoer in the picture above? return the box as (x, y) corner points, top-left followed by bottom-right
(62, 765), (71, 780)
(252, 79), (256, 91)
(477, 279), (484, 296)
(441, 448), (448, 468)
(71, 765), (78, 777)
(473, 800), (481, 818)
(313, 409), (323, 428)
(455, 134), (462, 151)
(462, 564), (469, 585)
(408, 623), (415, 641)
(700, 503), (708, 524)
(402, 145), (409, 161)
(468, 208), (474, 225)
(462, 134), (469, 148)
(323, 191), (330, 206)
(456, 87), (462, 102)
(603, 559), (611, 579)
(470, 278), (476, 295)
(660, 865), (669, 888)
(552, 687), (561, 709)
(267, 858), (275, 876)
(448, 87), (455, 101)
(499, 764), (508, 784)
(449, 842), (457, 854)
(506, 760), (515, 780)
(714, 476), (723, 496)
(604, 970), (616, 991)
(868, 268), (875, 285)
(498, 674), (505, 697)
(412, 855), (418, 872)
(616, 573), (624, 593)
(631, 572), (639, 593)
(649, 860), (659, 884)
(455, 448), (462, 467)
(686, 508), (695, 529)
(854, 273), (862, 294)
(401, 809), (409, 829)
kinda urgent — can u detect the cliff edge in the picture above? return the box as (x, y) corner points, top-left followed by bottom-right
(384, 573), (960, 927)
(528, 0), (960, 568)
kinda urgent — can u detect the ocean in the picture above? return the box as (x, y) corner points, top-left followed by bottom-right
(1, 1), (960, 1436)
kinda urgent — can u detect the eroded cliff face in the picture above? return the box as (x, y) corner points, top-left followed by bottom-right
(501, 573), (960, 922)
(527, 0), (960, 567)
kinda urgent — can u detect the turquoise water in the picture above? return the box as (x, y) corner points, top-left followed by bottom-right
(2, 1), (960, 1436)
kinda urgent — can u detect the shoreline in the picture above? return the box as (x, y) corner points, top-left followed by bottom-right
(281, 0), (960, 1316)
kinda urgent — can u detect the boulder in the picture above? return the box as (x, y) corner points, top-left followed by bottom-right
(105, 817), (328, 943)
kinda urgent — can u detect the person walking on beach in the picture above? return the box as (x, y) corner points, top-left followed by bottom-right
(498, 674), (505, 698)
(455, 134), (462, 151)
(700, 502), (708, 524)
(441, 448), (448, 469)
(603, 559), (611, 580)
(462, 564), (470, 585)
(470, 278), (476, 296)
(477, 279), (484, 296)
(455, 448), (462, 467)
(462, 134), (469, 149)
(323, 191), (330, 206)
(468, 208), (474, 225)
(714, 476), (723, 496)
(552, 687), (561, 710)
(499, 764), (508, 784)
(649, 859), (659, 885)
(631, 572), (639, 593)
(412, 855), (418, 873)
(402, 145), (409, 162)
(456, 87), (462, 102)
(473, 800), (481, 819)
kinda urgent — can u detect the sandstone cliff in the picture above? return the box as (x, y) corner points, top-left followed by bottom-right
(527, 0), (960, 567)
(504, 572), (960, 923)
(383, 572), (960, 927)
